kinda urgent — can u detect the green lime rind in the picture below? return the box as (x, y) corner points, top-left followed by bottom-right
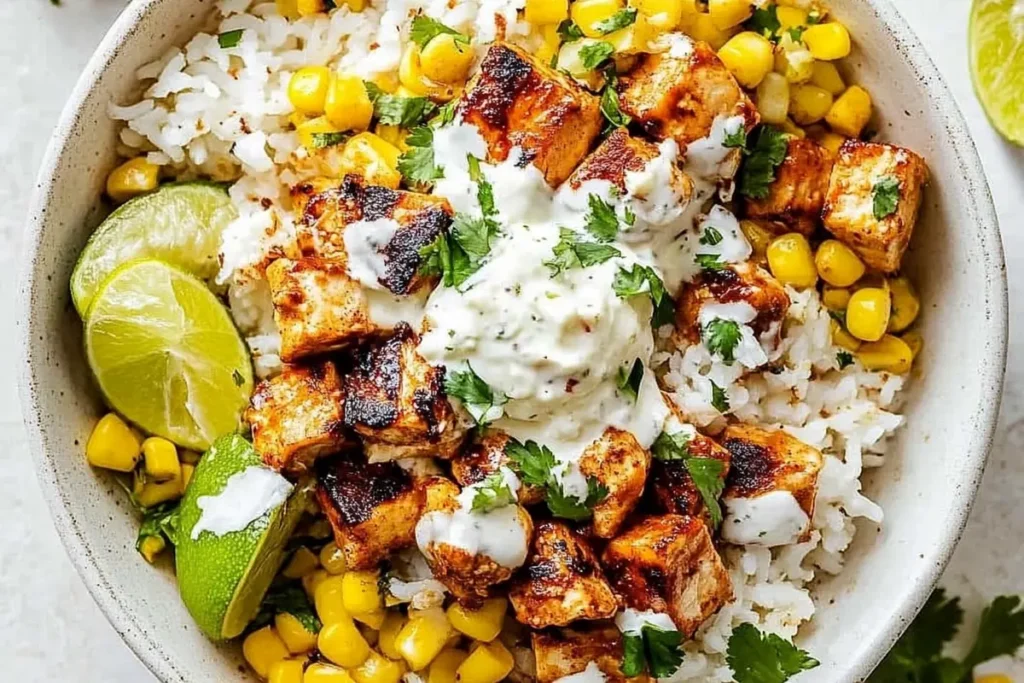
(970, 0), (1024, 145)
(175, 434), (309, 640)
(84, 259), (253, 451)
(71, 182), (237, 316)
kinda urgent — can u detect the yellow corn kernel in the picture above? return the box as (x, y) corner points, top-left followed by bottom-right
(339, 133), (403, 189)
(605, 12), (658, 54)
(325, 73), (374, 132)
(86, 413), (142, 472)
(395, 607), (453, 670)
(718, 32), (775, 89)
(141, 436), (180, 482)
(318, 620), (371, 669)
(455, 642), (514, 683)
(901, 330), (924, 360)
(447, 598), (507, 642)
(133, 469), (184, 508)
(284, 547), (320, 580)
(831, 319), (862, 352)
(811, 60), (845, 95)
(303, 568), (330, 602)
(779, 118), (805, 139)
(708, 0), (752, 29)
(289, 66), (333, 115)
(341, 0), (368, 10)
(803, 22), (851, 60)
(179, 449), (201, 464)
(857, 334), (913, 374)
(976, 677), (1014, 683)
(375, 124), (410, 152)
(297, 0), (332, 16)
(305, 663), (356, 683)
(420, 34), (475, 85)
(535, 23), (562, 65)
(297, 116), (345, 150)
(774, 35), (815, 84)
(352, 652), (406, 683)
(822, 286), (852, 311)
(526, 0), (569, 24)
(139, 535), (166, 563)
(276, 0), (300, 20)
(276, 612), (318, 654)
(815, 239), (865, 287)
(754, 72), (789, 125)
(630, 0), (686, 31)
(354, 609), (387, 629)
(817, 130), (846, 154)
(270, 660), (307, 683)
(846, 288), (892, 342)
(826, 85), (873, 137)
(180, 463), (195, 490)
(314, 575), (350, 625)
(688, 12), (737, 50)
(572, 0), (625, 38)
(428, 649), (468, 683)
(767, 233), (818, 288)
(739, 220), (775, 257)
(887, 277), (921, 333)
(319, 541), (347, 575)
(399, 45), (457, 100)
(378, 611), (407, 660)
(244, 627), (291, 679)
(776, 6), (807, 28)
(342, 570), (383, 615)
(789, 84), (833, 125)
(106, 157), (160, 203)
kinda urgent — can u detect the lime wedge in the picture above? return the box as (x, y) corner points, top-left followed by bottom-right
(71, 182), (237, 316)
(175, 434), (308, 640)
(970, 0), (1024, 144)
(84, 259), (253, 451)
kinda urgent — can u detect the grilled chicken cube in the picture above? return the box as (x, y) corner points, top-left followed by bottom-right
(344, 323), (468, 461)
(822, 140), (929, 272)
(744, 137), (835, 236)
(415, 476), (535, 604)
(602, 514), (733, 636)
(509, 521), (618, 628)
(316, 455), (426, 569)
(457, 42), (603, 187)
(451, 429), (545, 506)
(580, 428), (651, 539)
(533, 627), (650, 683)
(246, 361), (351, 476)
(617, 40), (759, 156)
(719, 424), (823, 547)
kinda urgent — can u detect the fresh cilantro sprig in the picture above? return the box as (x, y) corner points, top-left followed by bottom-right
(365, 81), (437, 128)
(444, 364), (507, 424)
(505, 439), (608, 522)
(600, 72), (631, 129)
(836, 350), (854, 370)
(136, 502), (179, 556)
(547, 477), (610, 521)
(418, 212), (499, 288)
(738, 125), (790, 200)
(872, 176), (901, 220)
(616, 358), (644, 402)
(580, 41), (616, 70)
(744, 5), (782, 42)
(613, 263), (675, 326)
(546, 228), (622, 276)
(622, 624), (685, 678)
(309, 132), (349, 149)
(651, 431), (727, 526)
(398, 126), (444, 185)
(467, 155), (498, 220)
(585, 194), (624, 241)
(710, 379), (730, 413)
(704, 318), (743, 364)
(410, 16), (470, 49)
(251, 583), (322, 635)
(595, 8), (637, 35)
(700, 225), (724, 246)
(724, 128), (749, 150)
(558, 20), (585, 42)
(471, 472), (516, 513)
(218, 29), (244, 49)
(727, 623), (819, 683)
(696, 253), (727, 272)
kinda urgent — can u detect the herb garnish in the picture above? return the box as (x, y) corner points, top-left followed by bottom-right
(727, 623), (819, 683)
(310, 132), (349, 149)
(443, 364), (507, 424)
(470, 472), (516, 513)
(696, 253), (727, 272)
(418, 212), (500, 288)
(585, 194), (623, 242)
(136, 502), (179, 556)
(744, 5), (782, 42)
(616, 358), (645, 402)
(622, 624), (685, 678)
(600, 76), (632, 129)
(724, 128), (749, 150)
(546, 228), (622, 276)
(738, 125), (790, 200)
(558, 19), (585, 42)
(710, 380), (730, 413)
(704, 318), (744, 364)
(505, 439), (608, 522)
(398, 126), (444, 184)
(595, 8), (638, 35)
(467, 155), (498, 220)
(252, 583), (322, 635)
(580, 41), (616, 70)
(613, 264), (675, 327)
(700, 226), (724, 246)
(365, 81), (437, 128)
(218, 29), (244, 49)
(836, 350), (854, 370)
(409, 16), (470, 49)
(872, 176), (901, 220)
(651, 431), (727, 525)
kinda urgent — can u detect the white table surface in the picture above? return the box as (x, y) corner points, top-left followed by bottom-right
(2, 0), (1021, 679)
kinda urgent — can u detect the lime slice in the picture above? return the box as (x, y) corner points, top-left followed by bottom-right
(970, 0), (1024, 144)
(84, 259), (253, 451)
(71, 182), (237, 316)
(175, 434), (308, 640)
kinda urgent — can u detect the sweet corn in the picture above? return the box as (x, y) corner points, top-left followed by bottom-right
(775, 35), (815, 83)
(572, 0), (625, 38)
(297, 116), (346, 150)
(887, 277), (921, 333)
(244, 627), (291, 679)
(975, 677), (1014, 683)
(826, 85), (873, 137)
(319, 541), (347, 575)
(831, 319), (862, 352)
(297, 0), (326, 16)
(86, 413), (142, 472)
(305, 663), (357, 683)
(314, 575), (350, 625)
(708, 0), (752, 29)
(284, 547), (320, 580)
(289, 66), (333, 115)
(270, 660), (307, 683)
(378, 611), (407, 660)
(341, 0), (368, 10)
(319, 620), (371, 669)
(339, 133), (403, 189)
(395, 608), (452, 671)
(304, 568), (330, 602)
(525, 0), (569, 24)
(811, 60), (845, 95)
(755, 72), (790, 124)
(181, 463), (195, 490)
(767, 233), (818, 288)
(687, 12), (737, 50)
(276, 612), (318, 654)
(846, 288), (892, 342)
(420, 34), (475, 85)
(428, 649), (469, 683)
(815, 239), (865, 287)
(341, 570), (383, 616)
(605, 12), (658, 54)
(718, 32), (775, 88)
(141, 436), (180, 482)
(630, 0), (687, 31)
(455, 642), (514, 683)
(776, 6), (807, 28)
(822, 286), (852, 311)
(352, 652), (406, 683)
(375, 124), (410, 152)
(817, 130), (846, 154)
(790, 84), (834, 125)
(106, 157), (160, 203)
(857, 334), (913, 373)
(739, 220), (775, 257)
(447, 598), (507, 643)
(399, 45), (458, 100)
(803, 22), (852, 60)
(139, 535), (166, 563)
(276, 0), (300, 20)
(325, 73), (374, 132)
(179, 449), (201, 464)
(355, 609), (387, 629)
(535, 23), (562, 65)
(901, 330), (924, 360)
(133, 469), (184, 507)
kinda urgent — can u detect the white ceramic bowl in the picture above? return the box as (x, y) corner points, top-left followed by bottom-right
(18, 1), (1007, 681)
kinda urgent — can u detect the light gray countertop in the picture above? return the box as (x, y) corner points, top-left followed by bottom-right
(2, 0), (1021, 680)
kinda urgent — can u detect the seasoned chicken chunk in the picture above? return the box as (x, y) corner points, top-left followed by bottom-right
(533, 627), (650, 683)
(457, 42), (603, 186)
(509, 521), (618, 628)
(822, 140), (929, 272)
(566, 128), (694, 202)
(579, 428), (651, 539)
(450, 429), (545, 506)
(246, 361), (352, 476)
(344, 323), (468, 461)
(719, 424), (823, 547)
(602, 515), (733, 636)
(617, 40), (759, 154)
(744, 137), (835, 235)
(316, 455), (426, 569)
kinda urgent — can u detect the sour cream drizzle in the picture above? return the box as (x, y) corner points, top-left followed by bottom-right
(191, 466), (292, 540)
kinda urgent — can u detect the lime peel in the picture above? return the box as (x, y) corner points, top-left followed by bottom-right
(971, 0), (1024, 145)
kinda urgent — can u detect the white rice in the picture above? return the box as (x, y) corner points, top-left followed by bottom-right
(109, 1), (909, 679)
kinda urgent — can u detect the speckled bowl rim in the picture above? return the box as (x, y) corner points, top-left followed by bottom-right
(17, 0), (1008, 681)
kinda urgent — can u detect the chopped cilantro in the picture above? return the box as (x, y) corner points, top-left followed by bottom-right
(470, 472), (516, 513)
(622, 625), (685, 678)
(546, 477), (609, 522)
(613, 264), (674, 326)
(545, 228), (622, 276)
(600, 81), (632, 129)
(505, 438), (607, 521)
(585, 194), (622, 242)
(727, 623), (819, 683)
(704, 318), (743, 364)
(136, 502), (179, 556)
(724, 128), (749, 150)
(595, 8), (638, 35)
(651, 431), (726, 526)
(505, 439), (558, 488)
(745, 5), (782, 42)
(651, 431), (691, 461)
(409, 16), (470, 49)
(432, 101), (458, 126)
(738, 125), (790, 200)
(580, 41), (616, 70)
(787, 26), (806, 42)
(467, 155), (498, 219)
(364, 83), (437, 128)
(872, 176), (901, 220)
(218, 29), (244, 49)
(700, 226), (724, 246)
(444, 364), (507, 424)
(696, 253), (726, 272)
(558, 19), (585, 42)
(232, 369), (245, 387)
(310, 131), (349, 149)
(836, 350), (854, 369)
(807, 10), (823, 24)
(710, 380), (730, 413)
(616, 358), (644, 402)
(398, 126), (443, 185)
(418, 212), (499, 288)
(252, 583), (322, 635)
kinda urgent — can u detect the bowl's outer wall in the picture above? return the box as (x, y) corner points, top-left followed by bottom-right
(18, 0), (1006, 681)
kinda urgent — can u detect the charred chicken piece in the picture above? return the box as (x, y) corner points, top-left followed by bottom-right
(744, 137), (835, 236)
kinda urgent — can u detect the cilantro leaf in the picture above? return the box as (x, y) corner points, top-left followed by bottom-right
(600, 82), (632, 129)
(788, 26), (806, 42)
(704, 318), (743, 363)
(595, 8), (637, 35)
(444, 364), (507, 424)
(745, 5), (782, 42)
(218, 29), (244, 49)
(418, 212), (499, 288)
(961, 596), (1024, 674)
(410, 16), (470, 49)
(868, 589), (963, 683)
(310, 132), (349, 149)
(136, 502), (179, 555)
(467, 156), (498, 218)
(696, 253), (726, 271)
(369, 90), (437, 128)
(836, 350), (854, 369)
(700, 225), (724, 246)
(614, 264), (673, 326)
(686, 456), (726, 526)
(580, 41), (616, 70)
(724, 128), (749, 150)
(505, 439), (558, 488)
(738, 125), (790, 200)
(546, 477), (609, 521)
(872, 176), (901, 220)
(651, 430), (691, 461)
(727, 623), (819, 683)
(617, 358), (644, 402)
(807, 10), (823, 24)
(585, 194), (621, 242)
(622, 634), (647, 677)
(558, 19), (585, 42)
(710, 380), (730, 413)
(505, 438), (607, 521)
(398, 126), (444, 184)
(546, 228), (622, 276)
(612, 264), (655, 298)
(621, 625), (685, 678)
(252, 583), (322, 635)
(471, 472), (516, 513)
(432, 100), (458, 126)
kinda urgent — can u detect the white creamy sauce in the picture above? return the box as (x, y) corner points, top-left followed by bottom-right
(722, 490), (811, 547)
(663, 413), (698, 441)
(684, 115), (747, 183)
(615, 607), (679, 635)
(365, 287), (428, 330)
(343, 217), (399, 288)
(553, 663), (608, 683)
(698, 301), (769, 369)
(696, 205), (752, 265)
(190, 466), (292, 540)
(667, 33), (694, 59)
(624, 139), (686, 229)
